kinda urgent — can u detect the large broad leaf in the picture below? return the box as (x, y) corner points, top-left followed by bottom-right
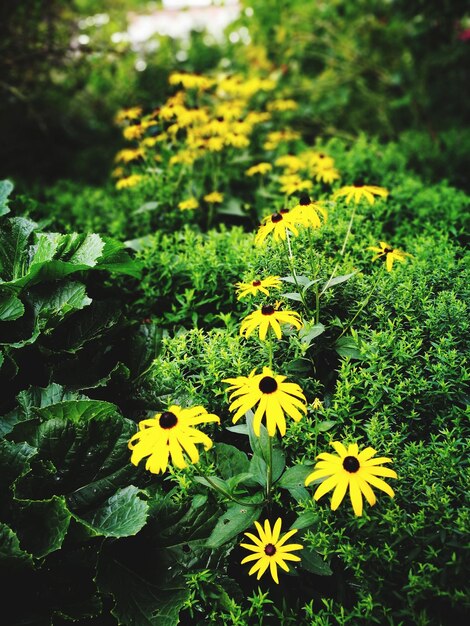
(278, 464), (313, 502)
(213, 442), (250, 480)
(42, 299), (121, 353)
(206, 499), (263, 549)
(0, 217), (37, 282)
(126, 323), (163, 379)
(12, 403), (141, 512)
(0, 294), (24, 321)
(300, 545), (333, 576)
(97, 552), (190, 626)
(29, 281), (92, 328)
(12, 496), (71, 559)
(0, 439), (36, 489)
(0, 179), (14, 217)
(98, 238), (143, 278)
(76, 485), (148, 538)
(0, 384), (86, 437)
(0, 522), (34, 566)
(1, 231), (141, 290)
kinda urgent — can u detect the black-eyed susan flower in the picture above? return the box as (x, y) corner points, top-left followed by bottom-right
(116, 174), (144, 190)
(114, 106), (143, 124)
(290, 194), (327, 229)
(128, 405), (220, 474)
(245, 162), (273, 177)
(235, 276), (282, 300)
(255, 209), (300, 245)
(305, 441), (397, 516)
(241, 518), (303, 584)
(240, 304), (302, 340)
(368, 241), (411, 272)
(279, 175), (313, 196)
(178, 197), (199, 211)
(115, 148), (145, 163)
(314, 167), (340, 184)
(333, 184), (388, 205)
(223, 366), (307, 436)
(204, 191), (224, 204)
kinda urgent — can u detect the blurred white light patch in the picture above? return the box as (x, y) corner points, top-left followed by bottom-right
(78, 34), (90, 45)
(128, 0), (241, 43)
(135, 59), (148, 71)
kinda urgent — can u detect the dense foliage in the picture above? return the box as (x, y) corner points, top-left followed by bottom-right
(0, 2), (468, 625)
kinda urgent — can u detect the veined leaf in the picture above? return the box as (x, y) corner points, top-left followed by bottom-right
(206, 499), (263, 549)
(76, 485), (148, 538)
(321, 271), (357, 292)
(0, 522), (34, 566)
(0, 294), (24, 321)
(0, 179), (14, 217)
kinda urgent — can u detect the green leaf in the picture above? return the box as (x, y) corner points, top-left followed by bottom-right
(300, 546), (333, 576)
(278, 464), (313, 502)
(0, 216), (37, 282)
(0, 294), (24, 321)
(13, 405), (141, 512)
(98, 238), (143, 278)
(0, 439), (36, 489)
(217, 198), (246, 217)
(213, 442), (250, 480)
(335, 335), (363, 359)
(206, 500), (263, 549)
(29, 281), (92, 327)
(13, 496), (71, 558)
(282, 291), (303, 302)
(0, 179), (14, 217)
(133, 200), (159, 214)
(0, 522), (34, 566)
(127, 323), (163, 378)
(321, 271), (357, 292)
(289, 510), (319, 531)
(317, 420), (336, 432)
(77, 486), (148, 538)
(286, 358), (312, 375)
(299, 323), (325, 346)
(281, 274), (315, 287)
(96, 553), (190, 626)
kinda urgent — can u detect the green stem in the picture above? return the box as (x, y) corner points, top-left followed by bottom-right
(336, 267), (383, 341)
(320, 202), (357, 297)
(266, 435), (273, 507)
(284, 231), (308, 311)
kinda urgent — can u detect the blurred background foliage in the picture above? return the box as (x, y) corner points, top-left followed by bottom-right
(0, 0), (469, 188)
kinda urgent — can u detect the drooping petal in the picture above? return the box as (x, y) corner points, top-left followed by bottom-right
(349, 478), (364, 516)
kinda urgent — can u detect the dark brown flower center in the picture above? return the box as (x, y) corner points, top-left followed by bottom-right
(252, 280), (262, 287)
(261, 305), (275, 316)
(259, 376), (278, 394)
(159, 411), (178, 429)
(299, 193), (311, 206)
(280, 208), (290, 214)
(343, 456), (360, 473)
(354, 182), (365, 188)
(383, 248), (393, 254)
(318, 153), (325, 158)
(271, 213), (283, 223)
(264, 543), (276, 556)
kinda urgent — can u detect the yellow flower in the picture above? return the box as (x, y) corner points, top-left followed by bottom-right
(170, 150), (198, 166)
(114, 107), (142, 124)
(116, 174), (144, 189)
(178, 197), (199, 211)
(169, 72), (215, 91)
(225, 133), (250, 149)
(114, 148), (145, 163)
(305, 441), (397, 516)
(206, 136), (225, 152)
(290, 195), (327, 229)
(241, 519), (303, 584)
(140, 137), (159, 148)
(267, 99), (298, 112)
(368, 241), (411, 272)
(279, 178), (313, 196)
(128, 405), (220, 474)
(235, 276), (282, 300)
(274, 154), (304, 173)
(311, 397), (324, 411)
(263, 130), (300, 151)
(255, 209), (300, 245)
(334, 184), (389, 205)
(111, 166), (125, 179)
(204, 191), (224, 204)
(245, 163), (273, 177)
(314, 167), (340, 184)
(123, 125), (146, 141)
(223, 366), (307, 436)
(302, 151), (335, 171)
(240, 304), (302, 341)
